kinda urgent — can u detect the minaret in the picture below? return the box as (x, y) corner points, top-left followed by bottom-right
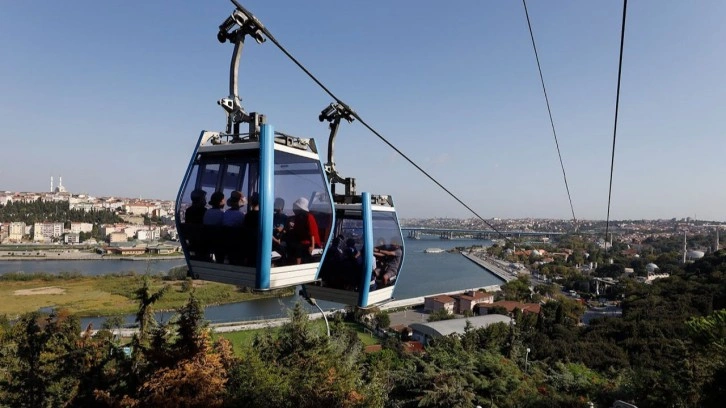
(50, 176), (54, 192)
(683, 231), (687, 263)
(716, 229), (720, 252)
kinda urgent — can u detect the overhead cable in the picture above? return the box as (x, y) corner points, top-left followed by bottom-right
(605, 0), (628, 250)
(229, 0), (514, 243)
(522, 0), (577, 226)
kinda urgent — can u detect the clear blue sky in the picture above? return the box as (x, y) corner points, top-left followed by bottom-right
(1, 1), (725, 221)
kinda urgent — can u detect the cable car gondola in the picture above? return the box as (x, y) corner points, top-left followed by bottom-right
(174, 8), (334, 290)
(302, 104), (405, 308)
(304, 192), (405, 308)
(175, 2), (405, 307)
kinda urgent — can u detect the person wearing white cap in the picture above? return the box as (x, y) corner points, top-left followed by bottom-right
(289, 197), (320, 264)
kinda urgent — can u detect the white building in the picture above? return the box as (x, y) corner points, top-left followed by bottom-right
(137, 228), (161, 241)
(410, 315), (512, 346)
(9, 222), (25, 242)
(70, 222), (93, 234)
(100, 224), (120, 237)
(32, 222), (64, 242)
(125, 201), (157, 215)
(64, 232), (80, 244)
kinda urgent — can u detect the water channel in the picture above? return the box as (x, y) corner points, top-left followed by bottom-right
(1, 238), (502, 327)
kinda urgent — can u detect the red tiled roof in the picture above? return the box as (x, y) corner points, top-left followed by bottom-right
(428, 295), (455, 304)
(483, 301), (541, 314)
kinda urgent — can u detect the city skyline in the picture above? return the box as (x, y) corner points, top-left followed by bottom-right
(1, 1), (725, 221)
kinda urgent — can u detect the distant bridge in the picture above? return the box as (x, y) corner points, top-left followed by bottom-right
(401, 227), (565, 240)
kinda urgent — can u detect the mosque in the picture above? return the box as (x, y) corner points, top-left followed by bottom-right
(50, 176), (68, 193)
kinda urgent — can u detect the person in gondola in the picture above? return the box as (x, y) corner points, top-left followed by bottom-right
(374, 238), (403, 286)
(222, 190), (246, 227)
(272, 222), (291, 264)
(185, 189), (207, 224)
(341, 238), (363, 290)
(273, 197), (288, 228)
(241, 192), (259, 266)
(288, 197), (320, 265)
(202, 191), (226, 262)
(203, 191), (225, 226)
(184, 189), (208, 261)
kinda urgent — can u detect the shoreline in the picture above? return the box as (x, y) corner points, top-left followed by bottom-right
(0, 255), (185, 261)
(460, 251), (516, 282)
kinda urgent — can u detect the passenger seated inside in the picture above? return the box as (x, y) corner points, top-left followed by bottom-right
(271, 197), (288, 265)
(203, 191), (225, 226)
(272, 221), (288, 265)
(287, 197), (321, 265)
(222, 191), (246, 227)
(319, 235), (344, 287)
(202, 191), (226, 263)
(185, 189), (207, 224)
(273, 197), (288, 229)
(374, 238), (403, 287)
(184, 189), (208, 261)
(241, 193), (259, 266)
(341, 238), (366, 290)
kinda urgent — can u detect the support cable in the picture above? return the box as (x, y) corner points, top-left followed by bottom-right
(522, 0), (577, 226)
(605, 0), (628, 251)
(229, 0), (514, 242)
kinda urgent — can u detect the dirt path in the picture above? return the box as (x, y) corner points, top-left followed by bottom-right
(14, 286), (66, 295)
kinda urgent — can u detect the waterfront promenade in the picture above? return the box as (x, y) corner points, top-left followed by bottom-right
(460, 252), (517, 282)
(0, 251), (184, 261)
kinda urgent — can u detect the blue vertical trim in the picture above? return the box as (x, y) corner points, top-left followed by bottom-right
(175, 130), (206, 273)
(359, 192), (374, 307)
(257, 123), (274, 290)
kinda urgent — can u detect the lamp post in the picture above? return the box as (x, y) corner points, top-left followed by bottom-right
(525, 347), (531, 373)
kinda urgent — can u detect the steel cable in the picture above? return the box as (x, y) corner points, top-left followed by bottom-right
(522, 0), (577, 226)
(605, 0), (628, 251)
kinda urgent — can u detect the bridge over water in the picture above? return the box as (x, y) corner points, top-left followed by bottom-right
(401, 227), (565, 240)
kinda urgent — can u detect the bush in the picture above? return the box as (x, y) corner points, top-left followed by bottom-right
(166, 266), (188, 281)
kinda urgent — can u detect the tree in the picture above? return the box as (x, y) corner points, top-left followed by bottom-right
(225, 303), (386, 407)
(133, 275), (169, 343)
(502, 276), (532, 301)
(0, 310), (85, 407)
(134, 334), (230, 408)
(428, 309), (456, 322)
(374, 311), (391, 330)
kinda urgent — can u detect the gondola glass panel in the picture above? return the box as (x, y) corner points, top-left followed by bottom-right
(175, 130), (334, 290)
(306, 197), (404, 307)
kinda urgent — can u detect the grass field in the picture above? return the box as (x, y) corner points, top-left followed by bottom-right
(0, 274), (294, 318)
(216, 321), (380, 355)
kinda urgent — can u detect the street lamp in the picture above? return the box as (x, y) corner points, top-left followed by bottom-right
(525, 347), (531, 373)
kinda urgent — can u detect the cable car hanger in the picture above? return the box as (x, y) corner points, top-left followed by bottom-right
(215, 4), (316, 154)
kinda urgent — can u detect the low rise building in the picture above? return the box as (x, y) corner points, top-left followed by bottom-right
(103, 245), (147, 256)
(453, 290), (494, 313)
(64, 232), (80, 244)
(424, 295), (456, 314)
(410, 315), (512, 345)
(478, 300), (542, 316)
(8, 222), (25, 242)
